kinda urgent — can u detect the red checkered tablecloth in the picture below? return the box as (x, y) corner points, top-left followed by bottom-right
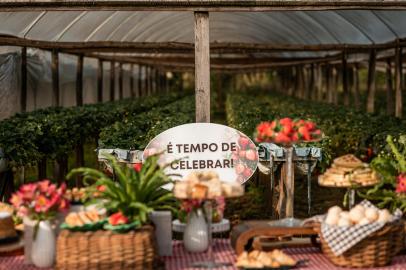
(1, 240), (406, 270)
(165, 240), (406, 270)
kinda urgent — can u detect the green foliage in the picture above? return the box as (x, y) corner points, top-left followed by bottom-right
(99, 95), (195, 149)
(226, 92), (406, 170)
(0, 92), (186, 167)
(361, 135), (406, 212)
(67, 154), (176, 224)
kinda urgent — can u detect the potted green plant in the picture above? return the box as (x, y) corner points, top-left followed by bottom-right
(361, 135), (406, 212)
(67, 154), (176, 230)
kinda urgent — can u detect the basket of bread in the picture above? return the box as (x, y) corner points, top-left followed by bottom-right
(60, 210), (106, 232)
(235, 249), (304, 269)
(312, 201), (404, 268)
(318, 155), (379, 188)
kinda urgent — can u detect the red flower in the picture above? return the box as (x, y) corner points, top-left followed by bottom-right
(396, 173), (406, 194)
(133, 163), (142, 172)
(97, 185), (106, 192)
(109, 212), (129, 226)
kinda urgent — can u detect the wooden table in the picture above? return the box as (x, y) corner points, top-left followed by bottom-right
(230, 220), (318, 255)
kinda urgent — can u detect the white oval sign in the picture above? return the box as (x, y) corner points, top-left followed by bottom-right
(143, 123), (258, 184)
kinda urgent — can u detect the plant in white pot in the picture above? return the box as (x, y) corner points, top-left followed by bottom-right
(10, 180), (69, 268)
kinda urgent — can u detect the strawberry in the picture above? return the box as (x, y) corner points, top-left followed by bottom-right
(238, 136), (250, 148)
(243, 167), (253, 178)
(265, 128), (274, 138)
(279, 117), (293, 126)
(298, 126), (311, 141)
(245, 149), (257, 161)
(275, 133), (291, 144)
(281, 122), (293, 135)
(295, 119), (306, 127)
(291, 132), (299, 142)
(239, 150), (246, 159)
(305, 121), (316, 131)
(235, 164), (245, 174)
(108, 212), (129, 226)
(249, 143), (256, 149)
(133, 163), (142, 172)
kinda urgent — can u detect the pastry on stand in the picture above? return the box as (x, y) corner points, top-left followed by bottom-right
(318, 154), (379, 208)
(174, 171), (244, 268)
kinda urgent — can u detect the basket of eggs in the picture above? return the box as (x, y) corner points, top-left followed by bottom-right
(313, 201), (404, 268)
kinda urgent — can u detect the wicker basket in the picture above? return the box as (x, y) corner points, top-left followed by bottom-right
(56, 225), (160, 270)
(315, 221), (405, 268)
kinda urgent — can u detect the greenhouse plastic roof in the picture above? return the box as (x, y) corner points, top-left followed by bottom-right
(1, 9), (406, 62)
(0, 10), (405, 45)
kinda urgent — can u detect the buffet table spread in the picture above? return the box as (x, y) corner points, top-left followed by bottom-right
(1, 239), (406, 270)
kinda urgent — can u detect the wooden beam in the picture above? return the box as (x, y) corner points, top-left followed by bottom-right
(366, 49), (377, 113)
(155, 69), (159, 93)
(20, 46), (27, 112)
(386, 59), (395, 116)
(130, 64), (135, 98)
(326, 66), (333, 104)
(316, 65), (323, 101)
(138, 65), (142, 97)
(395, 46), (403, 118)
(353, 65), (361, 110)
(146, 66), (151, 95)
(97, 59), (103, 102)
(51, 49), (59, 106)
(110, 61), (115, 101)
(195, 11), (210, 123)
(3, 0), (406, 12)
(85, 52), (344, 70)
(2, 36), (406, 54)
(342, 50), (350, 106)
(76, 55), (84, 106)
(118, 63), (123, 99)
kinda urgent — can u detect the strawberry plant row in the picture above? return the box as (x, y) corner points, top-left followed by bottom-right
(226, 92), (406, 167)
(98, 95), (195, 150)
(0, 92), (187, 167)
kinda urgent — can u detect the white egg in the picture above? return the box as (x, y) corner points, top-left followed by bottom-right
(358, 217), (370, 226)
(325, 213), (339, 226)
(340, 211), (350, 219)
(354, 205), (365, 212)
(328, 206), (342, 216)
(338, 217), (352, 227)
(349, 208), (365, 223)
(377, 209), (392, 223)
(365, 208), (379, 222)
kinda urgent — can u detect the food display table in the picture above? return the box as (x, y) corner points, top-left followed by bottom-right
(258, 143), (322, 217)
(172, 219), (230, 233)
(1, 239), (406, 270)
